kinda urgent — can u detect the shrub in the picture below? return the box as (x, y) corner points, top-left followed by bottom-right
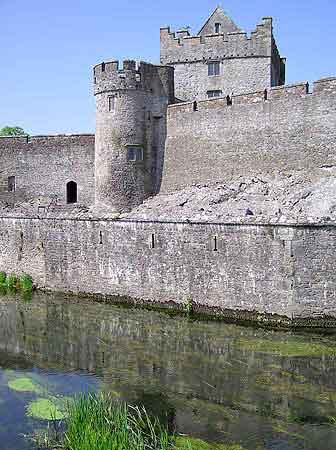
(19, 273), (33, 292)
(6, 273), (18, 290)
(0, 272), (6, 285)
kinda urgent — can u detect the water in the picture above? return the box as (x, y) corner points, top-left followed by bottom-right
(0, 292), (336, 450)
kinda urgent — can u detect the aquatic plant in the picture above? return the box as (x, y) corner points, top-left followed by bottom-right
(175, 436), (245, 449)
(27, 397), (68, 420)
(8, 377), (42, 394)
(64, 393), (172, 450)
(236, 337), (336, 357)
(19, 273), (33, 292)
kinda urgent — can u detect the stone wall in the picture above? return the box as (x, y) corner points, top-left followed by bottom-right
(160, 17), (285, 101)
(0, 134), (95, 207)
(161, 78), (336, 193)
(0, 216), (335, 323)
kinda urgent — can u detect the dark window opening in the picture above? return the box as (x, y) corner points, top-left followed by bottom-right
(99, 231), (103, 244)
(264, 89), (268, 100)
(8, 176), (15, 192)
(66, 181), (77, 204)
(226, 95), (232, 106)
(101, 62), (105, 72)
(208, 61), (220, 76)
(207, 90), (222, 98)
(193, 101), (198, 111)
(151, 233), (155, 249)
(127, 146), (143, 162)
(215, 23), (221, 33)
(213, 236), (218, 251)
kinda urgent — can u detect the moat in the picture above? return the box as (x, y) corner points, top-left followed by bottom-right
(0, 292), (336, 450)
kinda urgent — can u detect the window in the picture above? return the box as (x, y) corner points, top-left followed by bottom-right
(215, 22), (221, 33)
(127, 146), (143, 162)
(8, 176), (15, 192)
(207, 90), (223, 98)
(208, 61), (220, 76)
(66, 181), (77, 204)
(108, 95), (116, 112)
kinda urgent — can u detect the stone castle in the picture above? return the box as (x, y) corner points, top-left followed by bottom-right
(0, 8), (336, 326)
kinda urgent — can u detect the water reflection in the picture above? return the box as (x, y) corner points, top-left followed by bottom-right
(0, 293), (336, 449)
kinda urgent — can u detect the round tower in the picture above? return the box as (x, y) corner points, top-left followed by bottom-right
(93, 59), (174, 212)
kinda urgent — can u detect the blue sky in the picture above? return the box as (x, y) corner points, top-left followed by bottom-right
(0, 0), (335, 135)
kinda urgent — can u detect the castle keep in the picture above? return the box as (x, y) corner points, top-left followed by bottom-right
(0, 8), (335, 326)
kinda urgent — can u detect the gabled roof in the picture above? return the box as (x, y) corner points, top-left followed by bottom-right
(197, 6), (240, 36)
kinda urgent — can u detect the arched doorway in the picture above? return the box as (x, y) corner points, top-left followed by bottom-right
(66, 181), (77, 204)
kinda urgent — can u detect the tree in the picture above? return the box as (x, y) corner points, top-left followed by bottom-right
(0, 126), (27, 136)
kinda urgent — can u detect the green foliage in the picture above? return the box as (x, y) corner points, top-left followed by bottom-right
(6, 273), (18, 290)
(19, 273), (33, 292)
(64, 393), (172, 450)
(184, 296), (194, 317)
(0, 271), (6, 285)
(0, 126), (27, 136)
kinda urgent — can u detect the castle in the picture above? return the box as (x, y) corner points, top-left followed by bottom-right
(0, 8), (336, 326)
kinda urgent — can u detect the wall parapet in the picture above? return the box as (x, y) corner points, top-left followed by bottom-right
(167, 77), (336, 114)
(160, 17), (273, 64)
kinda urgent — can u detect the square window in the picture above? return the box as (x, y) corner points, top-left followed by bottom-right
(108, 95), (116, 111)
(207, 90), (223, 98)
(127, 146), (143, 162)
(208, 61), (220, 76)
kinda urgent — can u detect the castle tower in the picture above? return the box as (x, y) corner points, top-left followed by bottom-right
(160, 7), (286, 101)
(93, 60), (174, 212)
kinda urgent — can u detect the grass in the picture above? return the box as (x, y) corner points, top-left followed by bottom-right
(63, 393), (172, 450)
(31, 393), (245, 450)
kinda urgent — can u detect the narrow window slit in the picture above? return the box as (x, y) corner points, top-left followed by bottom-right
(151, 233), (155, 249)
(99, 231), (103, 244)
(226, 95), (232, 106)
(213, 236), (218, 252)
(193, 101), (198, 111)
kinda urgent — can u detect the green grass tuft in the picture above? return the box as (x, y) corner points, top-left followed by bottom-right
(64, 393), (172, 450)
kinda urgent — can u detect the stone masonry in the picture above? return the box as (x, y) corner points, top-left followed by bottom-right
(0, 8), (335, 325)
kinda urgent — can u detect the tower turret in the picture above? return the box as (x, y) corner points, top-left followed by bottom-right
(93, 60), (174, 212)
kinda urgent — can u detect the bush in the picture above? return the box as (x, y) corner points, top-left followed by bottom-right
(6, 273), (18, 290)
(19, 273), (33, 292)
(0, 272), (6, 285)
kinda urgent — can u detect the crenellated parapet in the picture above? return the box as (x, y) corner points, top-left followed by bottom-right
(160, 17), (273, 65)
(93, 59), (174, 100)
(167, 77), (336, 115)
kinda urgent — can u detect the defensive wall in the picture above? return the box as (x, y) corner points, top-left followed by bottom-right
(0, 134), (95, 207)
(161, 77), (336, 193)
(0, 216), (335, 326)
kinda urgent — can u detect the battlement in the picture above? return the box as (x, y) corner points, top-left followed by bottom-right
(167, 77), (336, 115)
(93, 60), (174, 97)
(160, 17), (273, 64)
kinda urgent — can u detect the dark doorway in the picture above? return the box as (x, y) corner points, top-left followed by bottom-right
(66, 181), (77, 204)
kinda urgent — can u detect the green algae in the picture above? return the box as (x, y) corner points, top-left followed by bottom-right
(8, 377), (42, 394)
(26, 397), (69, 420)
(236, 337), (336, 357)
(175, 436), (244, 450)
